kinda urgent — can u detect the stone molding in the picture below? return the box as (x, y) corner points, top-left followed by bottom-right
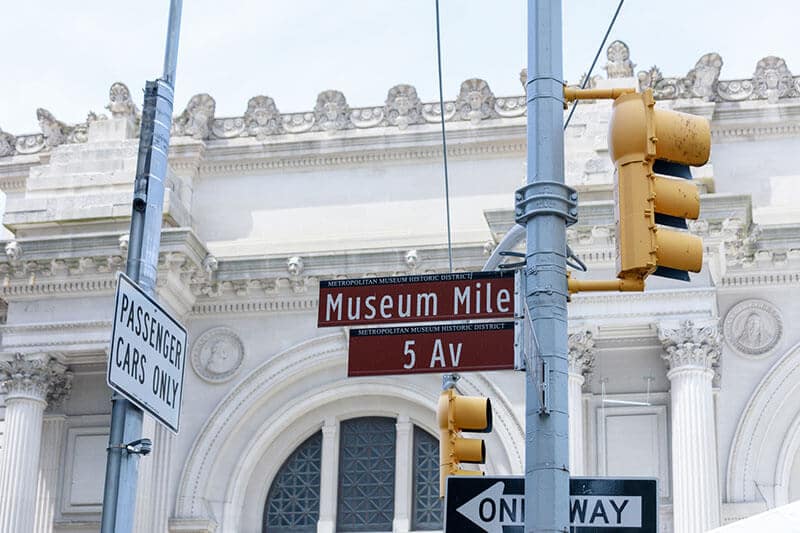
(0, 352), (72, 404)
(658, 320), (721, 372)
(4, 47), (800, 159)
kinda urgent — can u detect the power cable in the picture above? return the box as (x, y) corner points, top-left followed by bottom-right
(434, 0), (454, 273)
(563, 0), (625, 130)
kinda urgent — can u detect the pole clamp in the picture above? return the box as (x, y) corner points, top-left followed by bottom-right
(107, 438), (153, 456)
(514, 181), (578, 227)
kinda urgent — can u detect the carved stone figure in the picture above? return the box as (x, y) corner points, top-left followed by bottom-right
(384, 84), (423, 130)
(287, 256), (304, 277)
(684, 53), (723, 99)
(244, 95), (282, 139)
(191, 327), (244, 383)
(637, 66), (664, 93)
(37, 108), (68, 148)
(0, 128), (15, 157)
(456, 78), (495, 124)
(173, 94), (216, 139)
(404, 249), (419, 270)
(723, 299), (782, 357)
(752, 56), (794, 102)
(314, 90), (351, 131)
(604, 41), (635, 78)
(106, 82), (138, 121)
(5, 241), (21, 261)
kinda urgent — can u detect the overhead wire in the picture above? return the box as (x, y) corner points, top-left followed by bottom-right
(434, 0), (454, 273)
(563, 0), (625, 130)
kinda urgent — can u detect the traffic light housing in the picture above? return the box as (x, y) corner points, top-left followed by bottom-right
(437, 388), (492, 497)
(608, 88), (710, 284)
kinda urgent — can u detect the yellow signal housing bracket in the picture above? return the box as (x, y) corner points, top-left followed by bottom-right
(563, 86), (636, 108)
(566, 271), (644, 296)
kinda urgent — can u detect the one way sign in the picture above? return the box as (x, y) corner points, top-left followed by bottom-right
(444, 476), (657, 533)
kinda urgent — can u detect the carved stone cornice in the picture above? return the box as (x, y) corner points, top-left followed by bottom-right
(0, 353), (72, 404)
(658, 320), (721, 372)
(568, 331), (595, 386)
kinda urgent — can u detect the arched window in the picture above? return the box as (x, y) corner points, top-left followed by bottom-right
(263, 431), (322, 533)
(263, 417), (442, 532)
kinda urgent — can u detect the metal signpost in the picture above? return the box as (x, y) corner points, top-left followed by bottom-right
(444, 477), (658, 533)
(517, 0), (576, 530)
(100, 1), (183, 531)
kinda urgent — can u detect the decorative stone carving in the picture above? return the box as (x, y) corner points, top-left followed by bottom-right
(455, 79), (495, 124)
(36, 108), (68, 148)
(384, 85), (423, 130)
(5, 241), (21, 262)
(404, 249), (419, 270)
(753, 56), (794, 103)
(723, 299), (782, 358)
(202, 254), (218, 274)
(659, 320), (721, 370)
(685, 53), (723, 99)
(190, 327), (244, 383)
(519, 68), (527, 91)
(106, 82), (138, 121)
(637, 65), (663, 93)
(314, 90), (351, 131)
(0, 127), (16, 157)
(568, 331), (595, 382)
(0, 353), (72, 404)
(287, 256), (304, 277)
(173, 94), (216, 139)
(244, 95), (282, 139)
(604, 41), (635, 78)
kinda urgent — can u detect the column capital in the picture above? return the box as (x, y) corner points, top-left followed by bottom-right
(658, 320), (721, 372)
(568, 331), (595, 380)
(0, 353), (72, 404)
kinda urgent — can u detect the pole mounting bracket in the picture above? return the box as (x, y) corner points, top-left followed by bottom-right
(514, 181), (578, 227)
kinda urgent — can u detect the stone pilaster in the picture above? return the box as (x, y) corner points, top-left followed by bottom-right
(134, 417), (174, 533)
(568, 331), (595, 476)
(659, 321), (721, 533)
(0, 353), (71, 533)
(392, 416), (413, 532)
(33, 414), (67, 533)
(317, 418), (338, 533)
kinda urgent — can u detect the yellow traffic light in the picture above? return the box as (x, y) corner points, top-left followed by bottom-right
(609, 88), (709, 284)
(437, 388), (492, 497)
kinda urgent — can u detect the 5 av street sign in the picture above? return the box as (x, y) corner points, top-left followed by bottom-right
(348, 322), (514, 376)
(107, 272), (187, 433)
(444, 476), (658, 533)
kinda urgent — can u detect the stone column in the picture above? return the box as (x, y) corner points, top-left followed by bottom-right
(0, 353), (71, 533)
(659, 321), (721, 533)
(568, 331), (595, 476)
(134, 417), (174, 533)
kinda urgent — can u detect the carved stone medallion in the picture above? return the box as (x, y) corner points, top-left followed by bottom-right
(191, 327), (245, 383)
(723, 299), (783, 358)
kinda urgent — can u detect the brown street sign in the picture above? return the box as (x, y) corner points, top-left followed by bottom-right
(318, 271), (515, 327)
(347, 321), (515, 377)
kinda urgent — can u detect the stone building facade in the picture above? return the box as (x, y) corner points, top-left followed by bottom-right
(1, 41), (799, 532)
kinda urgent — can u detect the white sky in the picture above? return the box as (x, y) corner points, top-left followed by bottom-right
(1, 1), (797, 133)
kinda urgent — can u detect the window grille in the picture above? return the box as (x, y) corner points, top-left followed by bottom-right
(336, 417), (396, 531)
(263, 431), (322, 533)
(411, 427), (443, 530)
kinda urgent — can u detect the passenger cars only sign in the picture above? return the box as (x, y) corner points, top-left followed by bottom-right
(107, 272), (187, 433)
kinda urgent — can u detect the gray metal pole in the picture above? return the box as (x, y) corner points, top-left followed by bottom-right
(100, 2), (182, 531)
(524, 1), (570, 531)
